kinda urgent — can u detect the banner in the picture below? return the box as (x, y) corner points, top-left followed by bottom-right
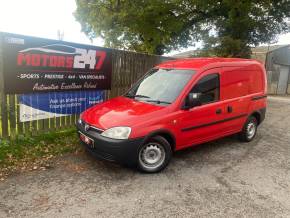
(0, 32), (112, 94)
(19, 90), (104, 122)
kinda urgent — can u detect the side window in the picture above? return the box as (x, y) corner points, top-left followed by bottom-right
(190, 73), (220, 105)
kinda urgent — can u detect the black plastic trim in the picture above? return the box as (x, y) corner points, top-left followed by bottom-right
(252, 95), (267, 101)
(76, 122), (145, 166)
(181, 113), (248, 132)
(253, 107), (266, 124)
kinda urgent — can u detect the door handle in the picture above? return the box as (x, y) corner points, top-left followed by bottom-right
(216, 108), (222, 114)
(227, 106), (233, 113)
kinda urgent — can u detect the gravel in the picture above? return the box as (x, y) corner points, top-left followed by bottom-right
(0, 96), (289, 218)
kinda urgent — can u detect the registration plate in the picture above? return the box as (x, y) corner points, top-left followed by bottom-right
(79, 132), (94, 148)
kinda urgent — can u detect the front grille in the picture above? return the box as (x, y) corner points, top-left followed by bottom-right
(81, 121), (103, 134)
(88, 125), (103, 134)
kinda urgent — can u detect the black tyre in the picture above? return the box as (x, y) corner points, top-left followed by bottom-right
(137, 136), (172, 173)
(239, 116), (258, 142)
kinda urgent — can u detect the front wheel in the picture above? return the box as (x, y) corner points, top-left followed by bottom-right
(239, 116), (258, 142)
(137, 136), (172, 173)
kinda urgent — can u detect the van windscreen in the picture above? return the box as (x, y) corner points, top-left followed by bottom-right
(125, 68), (196, 105)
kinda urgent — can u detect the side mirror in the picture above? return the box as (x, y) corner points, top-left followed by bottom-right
(183, 93), (202, 109)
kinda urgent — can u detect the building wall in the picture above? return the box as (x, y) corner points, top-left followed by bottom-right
(265, 45), (290, 95)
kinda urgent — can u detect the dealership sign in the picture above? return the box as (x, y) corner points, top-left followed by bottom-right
(19, 90), (104, 122)
(0, 32), (112, 94)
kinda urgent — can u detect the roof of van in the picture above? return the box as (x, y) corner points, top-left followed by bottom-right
(157, 57), (262, 70)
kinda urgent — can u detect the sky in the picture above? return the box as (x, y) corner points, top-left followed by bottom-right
(0, 0), (104, 46)
(0, 0), (289, 56)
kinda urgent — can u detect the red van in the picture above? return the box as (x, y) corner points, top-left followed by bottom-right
(77, 58), (267, 173)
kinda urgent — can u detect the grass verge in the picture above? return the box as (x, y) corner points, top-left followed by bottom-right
(0, 129), (81, 179)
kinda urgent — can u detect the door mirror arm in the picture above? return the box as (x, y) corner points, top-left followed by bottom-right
(182, 93), (202, 110)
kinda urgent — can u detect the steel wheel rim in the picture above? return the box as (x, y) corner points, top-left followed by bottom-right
(247, 122), (256, 139)
(139, 143), (166, 170)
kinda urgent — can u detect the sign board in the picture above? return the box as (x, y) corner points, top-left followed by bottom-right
(0, 32), (112, 94)
(19, 90), (104, 122)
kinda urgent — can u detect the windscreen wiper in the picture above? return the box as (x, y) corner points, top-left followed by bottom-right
(145, 99), (171, 105)
(124, 94), (150, 99)
(125, 94), (170, 104)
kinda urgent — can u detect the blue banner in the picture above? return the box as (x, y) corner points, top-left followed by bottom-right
(19, 90), (104, 122)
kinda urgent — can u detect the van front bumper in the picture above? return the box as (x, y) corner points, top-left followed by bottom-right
(76, 123), (144, 166)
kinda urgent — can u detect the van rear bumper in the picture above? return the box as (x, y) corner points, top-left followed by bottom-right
(76, 123), (144, 166)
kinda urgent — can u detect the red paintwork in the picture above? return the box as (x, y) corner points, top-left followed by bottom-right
(82, 58), (267, 150)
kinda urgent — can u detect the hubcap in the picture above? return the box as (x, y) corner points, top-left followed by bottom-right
(247, 122), (256, 139)
(139, 143), (165, 170)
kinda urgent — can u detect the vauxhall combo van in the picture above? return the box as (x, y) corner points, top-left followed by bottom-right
(77, 58), (267, 173)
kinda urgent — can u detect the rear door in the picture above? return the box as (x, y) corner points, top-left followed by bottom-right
(177, 68), (228, 147)
(219, 66), (251, 134)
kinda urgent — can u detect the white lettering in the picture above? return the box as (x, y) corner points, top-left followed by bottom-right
(73, 48), (96, 69)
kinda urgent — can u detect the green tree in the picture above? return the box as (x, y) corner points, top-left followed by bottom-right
(75, 0), (290, 57)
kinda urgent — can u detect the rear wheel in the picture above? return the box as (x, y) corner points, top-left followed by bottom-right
(239, 116), (258, 142)
(137, 136), (172, 173)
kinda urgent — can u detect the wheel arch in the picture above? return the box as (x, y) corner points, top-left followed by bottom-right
(249, 108), (266, 125)
(143, 129), (176, 152)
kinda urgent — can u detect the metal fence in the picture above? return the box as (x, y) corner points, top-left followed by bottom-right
(0, 48), (170, 139)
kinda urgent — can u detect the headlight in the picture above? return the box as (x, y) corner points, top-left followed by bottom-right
(101, 127), (131, 140)
(78, 113), (84, 124)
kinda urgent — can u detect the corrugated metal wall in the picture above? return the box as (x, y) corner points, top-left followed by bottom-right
(265, 45), (290, 95)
